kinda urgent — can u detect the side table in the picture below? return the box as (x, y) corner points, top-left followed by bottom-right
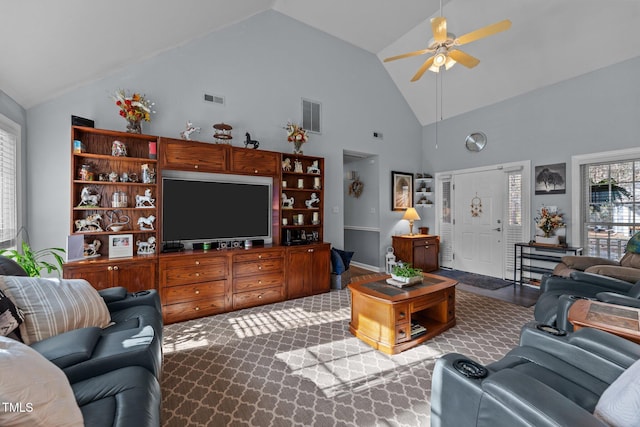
(568, 299), (640, 344)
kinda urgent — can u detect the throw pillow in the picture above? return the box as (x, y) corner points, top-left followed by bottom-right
(0, 276), (111, 345)
(330, 248), (345, 274)
(336, 249), (355, 271)
(0, 336), (84, 426)
(584, 265), (640, 284)
(625, 231), (640, 254)
(620, 252), (640, 269)
(594, 358), (640, 427)
(0, 288), (24, 336)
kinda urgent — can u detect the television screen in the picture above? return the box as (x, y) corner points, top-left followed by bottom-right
(162, 175), (271, 243)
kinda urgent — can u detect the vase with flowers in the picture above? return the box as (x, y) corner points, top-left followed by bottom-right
(285, 122), (308, 154)
(113, 90), (155, 133)
(534, 206), (565, 245)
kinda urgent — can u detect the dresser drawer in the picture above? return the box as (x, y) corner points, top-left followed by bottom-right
(395, 303), (409, 324)
(411, 292), (446, 313)
(233, 273), (283, 293)
(232, 287), (284, 310)
(412, 238), (437, 248)
(233, 259), (284, 277)
(161, 257), (228, 286)
(161, 140), (228, 172)
(163, 296), (226, 323)
(233, 250), (284, 263)
(395, 321), (411, 344)
(163, 280), (226, 304)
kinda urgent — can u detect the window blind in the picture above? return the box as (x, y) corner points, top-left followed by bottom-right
(0, 117), (18, 249)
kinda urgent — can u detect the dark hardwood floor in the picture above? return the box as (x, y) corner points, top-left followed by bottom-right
(348, 265), (539, 308)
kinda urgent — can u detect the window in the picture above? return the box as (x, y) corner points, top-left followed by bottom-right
(581, 159), (639, 259)
(0, 114), (19, 249)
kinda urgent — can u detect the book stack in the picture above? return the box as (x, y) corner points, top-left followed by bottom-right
(411, 322), (427, 338)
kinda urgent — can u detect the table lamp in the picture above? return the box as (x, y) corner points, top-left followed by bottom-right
(402, 207), (421, 236)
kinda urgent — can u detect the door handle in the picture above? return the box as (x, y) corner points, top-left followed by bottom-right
(493, 227), (501, 232)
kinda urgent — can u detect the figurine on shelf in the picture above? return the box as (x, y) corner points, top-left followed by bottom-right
(305, 193), (320, 208)
(180, 121), (201, 140)
(294, 159), (303, 173)
(83, 239), (101, 257)
(137, 214), (156, 230)
(135, 189), (155, 208)
(105, 210), (130, 231)
(282, 158), (292, 172)
(77, 187), (100, 207)
(282, 193), (294, 209)
(136, 236), (156, 255)
(75, 213), (103, 232)
(307, 160), (321, 174)
(111, 140), (128, 157)
(244, 132), (260, 149)
(213, 123), (232, 144)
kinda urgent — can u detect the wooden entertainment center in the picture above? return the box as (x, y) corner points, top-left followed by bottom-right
(63, 126), (329, 323)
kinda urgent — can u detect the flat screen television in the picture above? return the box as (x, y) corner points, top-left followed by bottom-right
(162, 171), (272, 246)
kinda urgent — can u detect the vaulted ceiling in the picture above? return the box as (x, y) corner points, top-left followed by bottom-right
(3, 0), (639, 125)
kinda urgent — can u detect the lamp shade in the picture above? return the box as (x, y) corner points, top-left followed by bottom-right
(402, 207), (421, 221)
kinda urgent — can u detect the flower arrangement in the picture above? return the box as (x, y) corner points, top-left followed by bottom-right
(113, 90), (155, 131)
(535, 207), (565, 237)
(285, 122), (308, 144)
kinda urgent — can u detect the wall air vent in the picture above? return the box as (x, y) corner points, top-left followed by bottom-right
(302, 98), (321, 134)
(204, 93), (225, 105)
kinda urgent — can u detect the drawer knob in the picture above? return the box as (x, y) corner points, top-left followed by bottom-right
(258, 280), (262, 284)
(398, 329), (406, 337)
(308, 249), (314, 253)
(258, 266), (262, 270)
(195, 290), (200, 295)
(195, 273), (200, 277)
(254, 169), (258, 174)
(258, 255), (262, 259)
(399, 311), (405, 318)
(258, 294), (263, 299)
(113, 266), (119, 271)
(194, 306), (200, 311)
(107, 266), (113, 271)
(425, 245), (430, 249)
(195, 261), (200, 265)
(194, 165), (199, 169)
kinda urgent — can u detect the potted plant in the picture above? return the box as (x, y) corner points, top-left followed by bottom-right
(0, 242), (65, 277)
(391, 262), (423, 285)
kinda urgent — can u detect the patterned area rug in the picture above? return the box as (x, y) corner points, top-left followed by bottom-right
(161, 289), (534, 426)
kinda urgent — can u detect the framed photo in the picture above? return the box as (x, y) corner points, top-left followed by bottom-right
(391, 171), (414, 211)
(108, 234), (133, 258)
(535, 163), (566, 195)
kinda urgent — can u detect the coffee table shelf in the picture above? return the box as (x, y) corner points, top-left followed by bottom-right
(348, 273), (456, 354)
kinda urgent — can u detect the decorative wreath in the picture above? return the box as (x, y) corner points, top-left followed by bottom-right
(349, 178), (364, 198)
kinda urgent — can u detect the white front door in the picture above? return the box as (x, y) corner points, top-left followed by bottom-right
(453, 170), (504, 278)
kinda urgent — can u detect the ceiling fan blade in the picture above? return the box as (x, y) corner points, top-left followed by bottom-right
(448, 49), (480, 68)
(411, 56), (436, 82)
(431, 16), (447, 43)
(384, 48), (434, 63)
(455, 19), (512, 46)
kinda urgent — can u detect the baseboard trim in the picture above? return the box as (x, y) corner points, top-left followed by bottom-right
(350, 261), (383, 272)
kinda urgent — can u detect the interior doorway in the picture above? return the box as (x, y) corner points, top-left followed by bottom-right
(343, 151), (380, 270)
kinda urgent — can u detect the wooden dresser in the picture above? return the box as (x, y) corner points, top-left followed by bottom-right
(392, 234), (439, 272)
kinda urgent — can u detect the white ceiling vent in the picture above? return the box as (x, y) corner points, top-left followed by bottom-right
(302, 98), (321, 134)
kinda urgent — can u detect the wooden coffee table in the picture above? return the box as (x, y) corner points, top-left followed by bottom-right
(348, 273), (456, 354)
(568, 299), (640, 344)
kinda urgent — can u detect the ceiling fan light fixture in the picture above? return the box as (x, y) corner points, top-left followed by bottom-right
(433, 49), (447, 67)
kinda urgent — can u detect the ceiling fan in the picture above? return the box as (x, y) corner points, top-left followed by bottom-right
(384, 16), (512, 81)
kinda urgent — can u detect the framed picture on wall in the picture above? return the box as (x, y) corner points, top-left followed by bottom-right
(535, 163), (566, 195)
(108, 234), (133, 258)
(391, 171), (413, 211)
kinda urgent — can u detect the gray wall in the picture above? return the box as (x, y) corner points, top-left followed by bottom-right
(24, 10), (423, 264)
(422, 55), (640, 240)
(0, 90), (27, 235)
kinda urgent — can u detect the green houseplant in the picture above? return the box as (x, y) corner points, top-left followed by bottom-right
(391, 262), (423, 284)
(0, 242), (65, 277)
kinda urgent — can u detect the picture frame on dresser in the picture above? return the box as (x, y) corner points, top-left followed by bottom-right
(108, 234), (133, 258)
(391, 171), (413, 211)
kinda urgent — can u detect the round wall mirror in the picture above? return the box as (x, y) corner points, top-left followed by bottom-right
(465, 132), (487, 152)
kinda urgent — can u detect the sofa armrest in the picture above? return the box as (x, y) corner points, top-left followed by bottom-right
(98, 287), (128, 303)
(30, 327), (101, 369)
(103, 289), (161, 314)
(561, 255), (618, 271)
(569, 271), (634, 293)
(595, 292), (640, 309)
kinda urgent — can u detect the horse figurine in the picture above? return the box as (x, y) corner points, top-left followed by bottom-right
(77, 187), (100, 207)
(135, 189), (155, 207)
(180, 121), (201, 140)
(305, 193), (320, 208)
(244, 133), (260, 149)
(307, 160), (321, 174)
(137, 214), (156, 230)
(136, 236), (156, 255)
(75, 214), (103, 232)
(83, 239), (101, 257)
(281, 193), (294, 209)
(282, 158), (292, 172)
